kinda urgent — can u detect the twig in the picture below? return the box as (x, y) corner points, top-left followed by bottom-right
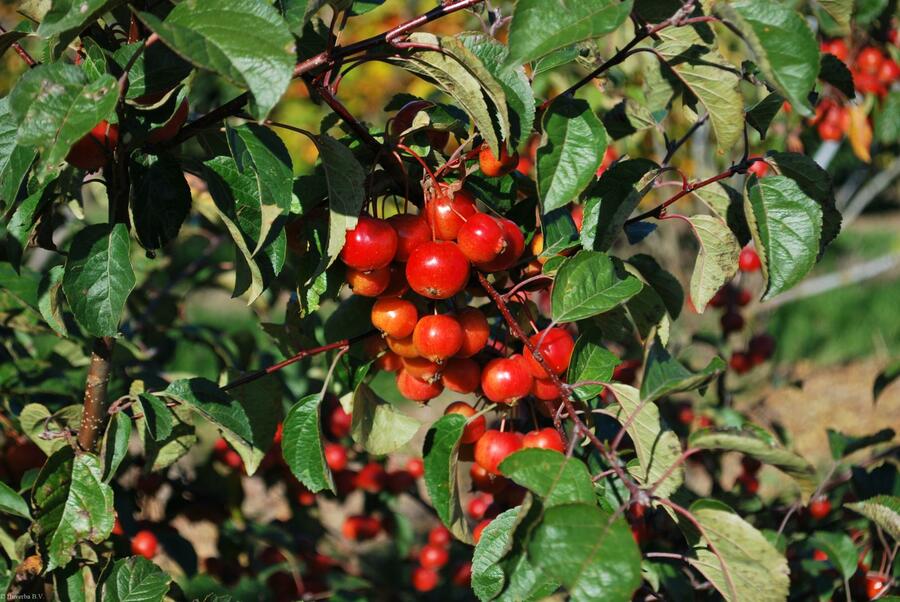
(0, 24), (37, 68)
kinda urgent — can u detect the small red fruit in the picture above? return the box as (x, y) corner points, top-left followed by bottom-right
(456, 308), (490, 358)
(737, 472), (760, 494)
(522, 428), (565, 453)
(808, 497), (831, 520)
(749, 333), (776, 362)
(467, 492), (493, 520)
(570, 204), (584, 232)
(131, 530), (158, 559)
(325, 399), (351, 438)
(866, 575), (888, 599)
(856, 47), (884, 75)
(729, 351), (752, 374)
(820, 39), (849, 63)
(342, 515), (381, 540)
(406, 241), (471, 299)
(747, 157), (769, 178)
(818, 121), (843, 141)
(677, 405), (695, 425)
(441, 358), (481, 394)
(346, 265), (390, 297)
(66, 121), (119, 171)
(388, 214), (431, 262)
(474, 430), (523, 475)
(419, 543), (450, 569)
(470, 462), (507, 494)
(523, 327), (575, 378)
(428, 525), (452, 547)
(444, 401), (486, 444)
(738, 247), (761, 272)
(340, 216), (398, 271)
(480, 356), (533, 404)
(452, 562), (473, 587)
(479, 145), (518, 177)
(720, 312), (745, 334)
(406, 457), (425, 478)
(371, 298), (418, 339)
(386, 470), (415, 493)
(878, 58), (900, 84)
(473, 519), (491, 543)
(397, 369), (444, 402)
(426, 189), (478, 240)
(458, 213), (506, 263)
(386, 334), (419, 359)
(402, 356), (441, 382)
(413, 314), (464, 361)
(324, 443), (348, 471)
(356, 462), (386, 493)
(475, 218), (525, 272)
(147, 99), (189, 145)
(412, 566), (440, 592)
(531, 377), (559, 401)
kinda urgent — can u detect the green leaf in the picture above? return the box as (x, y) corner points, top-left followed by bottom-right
(529, 503), (642, 602)
(743, 175), (824, 299)
(102, 556), (172, 602)
(137, 394), (175, 442)
(101, 411), (132, 483)
(493, 499), (560, 602)
(567, 329), (619, 401)
(0, 30), (31, 61)
(499, 449), (594, 508)
(506, 0), (633, 67)
(37, 0), (121, 39)
(226, 123), (293, 249)
(716, 0), (819, 116)
(641, 337), (725, 401)
(819, 53), (855, 98)
(679, 499), (790, 601)
(874, 91), (900, 145)
(224, 373), (284, 475)
(689, 426), (817, 501)
(423, 414), (471, 543)
(874, 360), (900, 404)
(32, 449), (115, 571)
(626, 254), (684, 319)
(140, 0), (295, 120)
(317, 135), (366, 274)
(608, 383), (683, 498)
(540, 207), (579, 258)
(817, 0), (853, 34)
(653, 26), (743, 153)
(203, 156), (286, 302)
(282, 394), (334, 494)
(138, 405), (196, 472)
(459, 33), (535, 146)
(678, 214), (741, 313)
(113, 42), (192, 102)
(62, 223), (136, 338)
(581, 159), (658, 251)
(536, 97), (607, 213)
(390, 32), (510, 154)
(0, 97), (36, 209)
(19, 404), (77, 456)
(6, 179), (54, 270)
(810, 531), (857, 579)
(161, 378), (254, 449)
(350, 383), (420, 455)
(472, 507), (519, 601)
(8, 63), (118, 180)
(846, 495), (900, 540)
(691, 181), (751, 247)
(769, 151), (841, 252)
(827, 427), (895, 460)
(130, 156), (192, 250)
(746, 92), (785, 138)
(551, 251), (643, 323)
(0, 481), (31, 519)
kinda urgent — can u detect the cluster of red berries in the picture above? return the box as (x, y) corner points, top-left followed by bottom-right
(409, 525), (472, 592)
(708, 277), (777, 373)
(736, 456), (762, 494)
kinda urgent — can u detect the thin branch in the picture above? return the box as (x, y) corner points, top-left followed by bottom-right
(0, 24), (37, 67)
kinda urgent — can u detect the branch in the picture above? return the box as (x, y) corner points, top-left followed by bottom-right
(0, 24), (37, 68)
(77, 337), (114, 452)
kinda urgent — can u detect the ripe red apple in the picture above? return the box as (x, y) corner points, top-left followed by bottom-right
(457, 213), (506, 263)
(426, 188), (478, 240)
(131, 530), (158, 559)
(479, 144), (518, 177)
(340, 216), (398, 271)
(419, 543), (449, 569)
(444, 401), (486, 444)
(413, 314), (464, 361)
(474, 429), (523, 475)
(441, 358), (481, 394)
(406, 241), (470, 299)
(147, 99), (189, 145)
(66, 121), (119, 171)
(371, 298), (418, 339)
(455, 307), (490, 358)
(522, 428), (565, 453)
(481, 356), (533, 404)
(523, 327), (575, 378)
(388, 214), (431, 262)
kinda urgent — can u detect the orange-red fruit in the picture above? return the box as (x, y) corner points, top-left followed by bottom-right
(523, 327), (575, 378)
(474, 429), (523, 475)
(452, 562), (473, 587)
(456, 307), (490, 358)
(866, 575), (888, 600)
(401, 356), (441, 382)
(147, 99), (189, 144)
(66, 121), (119, 171)
(378, 264), (409, 298)
(386, 335), (419, 358)
(470, 462), (508, 494)
(324, 443), (348, 471)
(325, 399), (352, 438)
(808, 497), (831, 520)
(473, 519), (491, 543)
(388, 214), (431, 262)
(340, 216), (398, 271)
(531, 377), (559, 401)
(412, 566), (440, 592)
(522, 428), (565, 453)
(406, 457), (425, 478)
(475, 218), (525, 272)
(342, 515), (381, 540)
(426, 189), (478, 240)
(371, 298), (418, 339)
(457, 213), (506, 263)
(856, 47), (884, 75)
(479, 145), (518, 177)
(131, 530), (158, 559)
(467, 492), (493, 519)
(420, 543), (450, 569)
(374, 350), (402, 372)
(356, 462), (386, 493)
(397, 369), (444, 402)
(481, 356), (533, 404)
(346, 265), (390, 296)
(747, 157), (769, 178)
(413, 314), (464, 361)
(441, 358), (481, 394)
(444, 401), (486, 444)
(406, 241), (470, 299)
(428, 525), (452, 547)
